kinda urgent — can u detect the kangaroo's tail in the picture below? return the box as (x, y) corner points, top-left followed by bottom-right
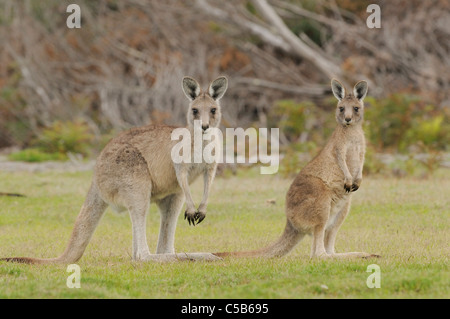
(0, 183), (108, 265)
(213, 220), (305, 258)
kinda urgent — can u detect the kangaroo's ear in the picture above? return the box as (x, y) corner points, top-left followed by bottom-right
(353, 81), (368, 101)
(331, 79), (346, 101)
(208, 76), (228, 101)
(182, 77), (201, 101)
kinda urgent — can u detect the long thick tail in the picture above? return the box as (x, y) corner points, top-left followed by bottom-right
(214, 220), (305, 258)
(0, 183), (108, 265)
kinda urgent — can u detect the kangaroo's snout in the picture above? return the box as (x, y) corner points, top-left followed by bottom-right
(202, 124), (210, 131)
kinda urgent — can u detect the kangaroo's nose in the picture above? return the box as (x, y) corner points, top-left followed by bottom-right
(345, 118), (351, 123)
(202, 124), (210, 131)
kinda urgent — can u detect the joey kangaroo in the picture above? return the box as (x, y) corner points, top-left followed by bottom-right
(1, 76), (227, 264)
(215, 79), (379, 259)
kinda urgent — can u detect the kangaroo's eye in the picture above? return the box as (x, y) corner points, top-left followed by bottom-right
(339, 107), (344, 112)
(192, 108), (199, 115)
(354, 107), (359, 112)
(211, 108), (216, 114)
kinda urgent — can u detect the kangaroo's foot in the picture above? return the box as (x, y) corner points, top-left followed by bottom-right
(331, 252), (381, 259)
(311, 251), (334, 259)
(140, 253), (222, 263)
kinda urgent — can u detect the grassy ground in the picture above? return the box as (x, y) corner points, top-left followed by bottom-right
(0, 168), (448, 298)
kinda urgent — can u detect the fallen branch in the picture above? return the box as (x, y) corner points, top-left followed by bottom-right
(0, 192), (26, 197)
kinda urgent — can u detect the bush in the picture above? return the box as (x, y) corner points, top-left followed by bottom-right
(363, 144), (387, 175)
(33, 120), (94, 157)
(403, 115), (446, 151)
(8, 120), (95, 162)
(268, 99), (329, 144)
(279, 141), (317, 177)
(8, 148), (65, 162)
(364, 94), (450, 153)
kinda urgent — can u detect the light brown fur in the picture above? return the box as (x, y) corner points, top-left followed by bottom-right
(1, 76), (228, 264)
(215, 79), (379, 259)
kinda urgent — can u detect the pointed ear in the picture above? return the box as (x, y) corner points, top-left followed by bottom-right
(182, 77), (201, 101)
(331, 79), (346, 101)
(353, 81), (368, 101)
(208, 76), (228, 101)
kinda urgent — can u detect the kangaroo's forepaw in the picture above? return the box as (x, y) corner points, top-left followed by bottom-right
(184, 210), (206, 226)
(184, 210), (197, 226)
(351, 183), (359, 192)
(344, 184), (352, 193)
(195, 211), (206, 224)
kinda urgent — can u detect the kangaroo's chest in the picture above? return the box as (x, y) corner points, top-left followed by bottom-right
(345, 138), (365, 175)
(187, 133), (220, 182)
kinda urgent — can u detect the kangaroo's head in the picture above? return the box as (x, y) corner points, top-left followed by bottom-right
(182, 76), (228, 133)
(331, 79), (368, 127)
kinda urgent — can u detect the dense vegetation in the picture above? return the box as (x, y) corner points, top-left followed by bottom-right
(0, 1), (448, 176)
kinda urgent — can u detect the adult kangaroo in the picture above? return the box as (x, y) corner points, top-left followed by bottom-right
(215, 79), (379, 259)
(1, 76), (227, 264)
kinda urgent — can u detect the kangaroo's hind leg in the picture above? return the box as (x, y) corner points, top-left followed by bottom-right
(126, 185), (152, 261)
(309, 201), (332, 259)
(147, 192), (221, 262)
(324, 197), (352, 255)
(155, 192), (185, 254)
(325, 197), (380, 259)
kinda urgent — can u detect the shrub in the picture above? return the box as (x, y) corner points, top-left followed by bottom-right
(363, 144), (387, 175)
(279, 141), (317, 177)
(33, 120), (94, 157)
(8, 120), (95, 162)
(8, 148), (65, 162)
(403, 115), (446, 151)
(268, 100), (328, 144)
(364, 94), (450, 153)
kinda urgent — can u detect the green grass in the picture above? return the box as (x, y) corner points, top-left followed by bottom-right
(0, 168), (448, 298)
(8, 148), (66, 162)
